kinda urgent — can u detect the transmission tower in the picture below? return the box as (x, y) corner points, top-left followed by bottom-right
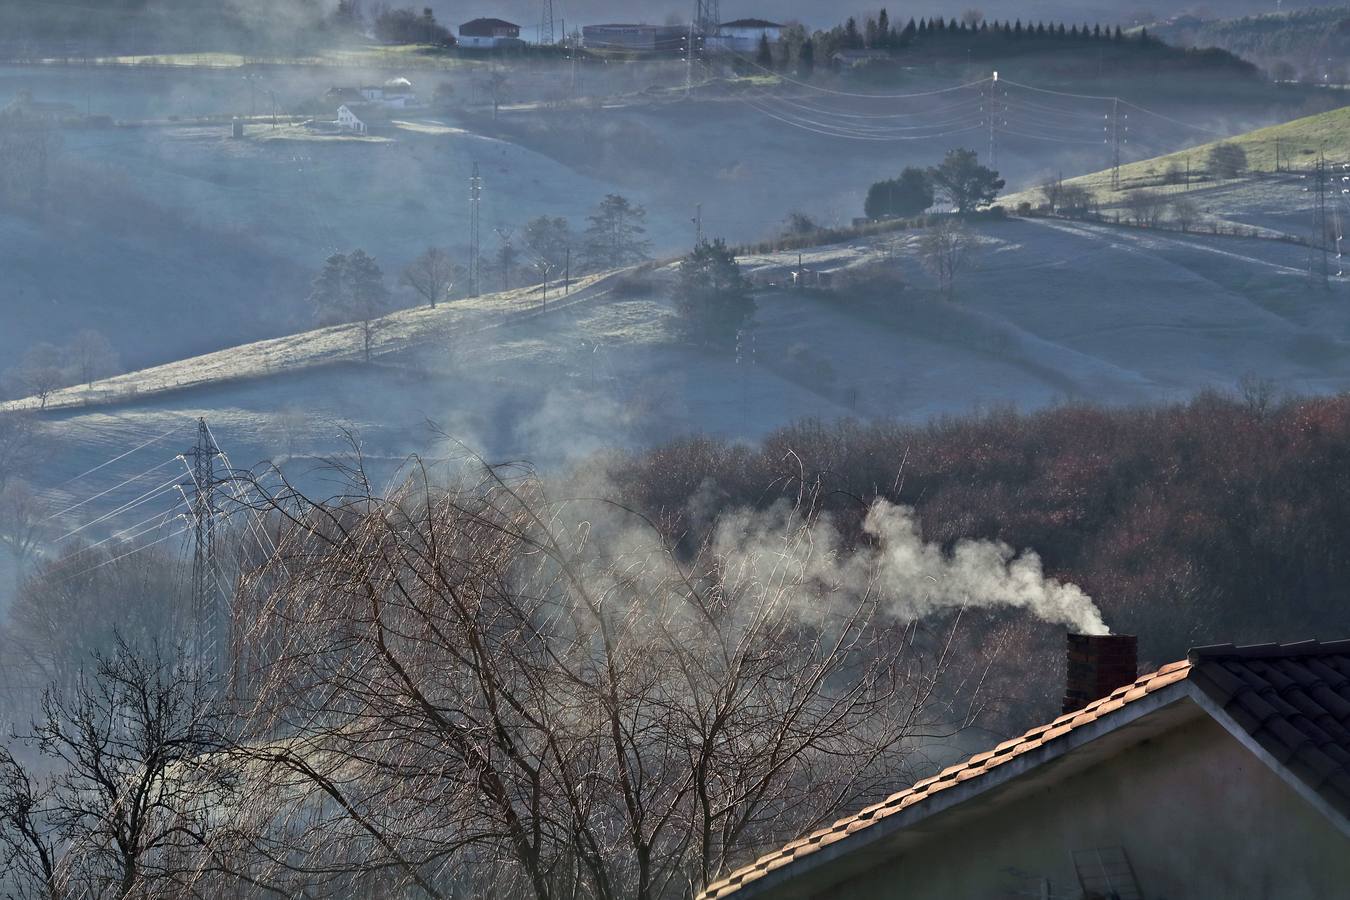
(985, 72), (1001, 169)
(539, 0), (555, 45)
(1311, 153), (1330, 284)
(695, 0), (721, 36)
(183, 418), (222, 661)
(1110, 97), (1121, 190)
(470, 162), (483, 297)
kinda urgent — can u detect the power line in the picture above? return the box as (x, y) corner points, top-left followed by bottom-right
(45, 455), (180, 521)
(55, 424), (181, 488)
(52, 475), (183, 543)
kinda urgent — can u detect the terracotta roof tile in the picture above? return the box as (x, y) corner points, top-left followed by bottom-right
(699, 639), (1350, 900)
(696, 658), (1194, 900)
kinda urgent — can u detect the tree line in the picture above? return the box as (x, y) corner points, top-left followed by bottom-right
(306, 193), (654, 360)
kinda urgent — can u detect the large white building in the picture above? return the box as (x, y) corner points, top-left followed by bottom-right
(336, 105), (366, 134)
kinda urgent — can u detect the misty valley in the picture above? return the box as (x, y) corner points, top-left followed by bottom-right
(1, 2), (1350, 898)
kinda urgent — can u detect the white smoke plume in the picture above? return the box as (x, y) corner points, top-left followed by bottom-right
(712, 499), (1108, 635)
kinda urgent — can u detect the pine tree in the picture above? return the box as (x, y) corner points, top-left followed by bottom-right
(798, 38), (815, 75)
(757, 32), (773, 67)
(844, 16), (861, 49)
(674, 239), (754, 344)
(582, 194), (652, 269)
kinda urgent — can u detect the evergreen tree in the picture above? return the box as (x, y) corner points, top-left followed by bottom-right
(864, 167), (935, 219)
(757, 32), (773, 67)
(798, 38), (815, 75)
(844, 16), (862, 49)
(673, 239), (754, 344)
(929, 148), (1005, 214)
(582, 194), (652, 269)
(309, 250), (392, 362)
(877, 8), (890, 48)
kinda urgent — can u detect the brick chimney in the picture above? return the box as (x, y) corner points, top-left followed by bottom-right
(1063, 633), (1138, 714)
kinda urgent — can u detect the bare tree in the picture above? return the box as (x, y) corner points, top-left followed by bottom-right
(0, 639), (233, 900)
(0, 545), (182, 706)
(400, 247), (460, 309)
(1170, 196), (1202, 233)
(1124, 190), (1167, 227)
(65, 329), (120, 387)
(919, 219), (976, 299)
(225, 460), (974, 899)
(0, 480), (49, 585)
(7, 343), (68, 409)
(0, 412), (39, 495)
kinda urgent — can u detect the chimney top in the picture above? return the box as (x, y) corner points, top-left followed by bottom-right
(1063, 633), (1137, 714)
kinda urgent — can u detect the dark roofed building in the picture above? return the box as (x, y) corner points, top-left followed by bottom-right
(459, 17), (522, 48)
(700, 637), (1350, 900)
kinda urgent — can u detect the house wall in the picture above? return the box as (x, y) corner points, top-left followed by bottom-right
(829, 716), (1350, 900)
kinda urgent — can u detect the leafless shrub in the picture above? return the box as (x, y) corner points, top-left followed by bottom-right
(919, 219), (976, 299)
(223, 459), (975, 899)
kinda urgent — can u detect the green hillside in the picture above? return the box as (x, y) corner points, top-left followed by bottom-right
(1007, 102), (1350, 206)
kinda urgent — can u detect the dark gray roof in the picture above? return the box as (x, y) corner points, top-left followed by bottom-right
(1188, 639), (1350, 820)
(720, 19), (783, 29)
(459, 17), (520, 35)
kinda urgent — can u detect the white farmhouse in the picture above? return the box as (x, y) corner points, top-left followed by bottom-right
(359, 77), (417, 109)
(336, 105), (367, 134)
(711, 18), (784, 54)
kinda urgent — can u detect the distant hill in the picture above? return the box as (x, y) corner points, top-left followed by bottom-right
(1005, 102), (1350, 208)
(1148, 7), (1350, 78)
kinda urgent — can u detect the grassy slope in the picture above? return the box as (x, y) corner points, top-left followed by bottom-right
(1005, 101), (1350, 206)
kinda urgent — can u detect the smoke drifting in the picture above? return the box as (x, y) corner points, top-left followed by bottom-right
(713, 499), (1109, 635)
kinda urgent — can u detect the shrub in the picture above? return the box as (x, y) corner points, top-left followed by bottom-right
(1207, 142), (1248, 179)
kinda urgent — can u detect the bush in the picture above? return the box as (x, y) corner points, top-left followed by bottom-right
(1207, 142), (1248, 179)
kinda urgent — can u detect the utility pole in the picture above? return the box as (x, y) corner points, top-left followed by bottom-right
(469, 163), (482, 297)
(183, 418), (221, 665)
(564, 246), (571, 295)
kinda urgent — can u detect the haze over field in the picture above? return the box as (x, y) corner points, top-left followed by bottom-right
(2, 4), (1350, 897)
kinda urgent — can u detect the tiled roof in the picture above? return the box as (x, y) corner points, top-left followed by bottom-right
(699, 639), (1350, 900)
(698, 659), (1192, 900)
(1187, 639), (1350, 821)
